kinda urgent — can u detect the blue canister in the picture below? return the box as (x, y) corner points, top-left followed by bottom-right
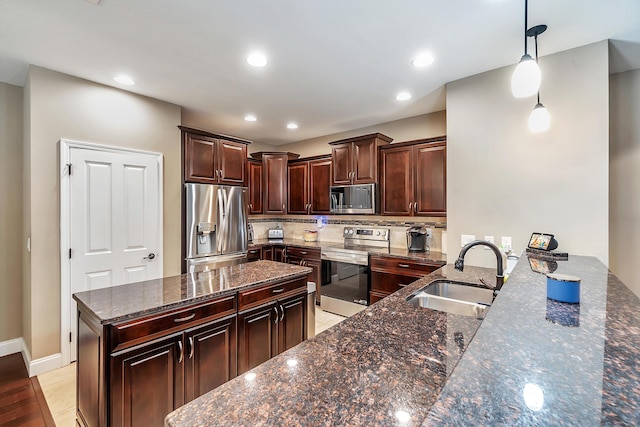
(546, 273), (581, 303)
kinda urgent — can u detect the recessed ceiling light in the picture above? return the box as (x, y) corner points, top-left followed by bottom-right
(395, 92), (412, 101)
(412, 52), (434, 68)
(246, 52), (267, 67)
(113, 75), (135, 85)
(286, 122), (298, 129)
(244, 114), (257, 122)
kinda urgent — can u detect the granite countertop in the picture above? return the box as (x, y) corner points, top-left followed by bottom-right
(165, 265), (496, 427)
(72, 260), (311, 324)
(166, 254), (640, 426)
(249, 238), (447, 264)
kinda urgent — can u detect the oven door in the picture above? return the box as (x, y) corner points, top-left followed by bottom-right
(320, 255), (369, 317)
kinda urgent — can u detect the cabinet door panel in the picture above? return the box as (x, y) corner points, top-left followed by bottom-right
(248, 160), (263, 214)
(218, 140), (247, 185)
(353, 138), (376, 183)
(263, 154), (288, 214)
(110, 334), (183, 427)
(331, 144), (352, 185)
(261, 246), (274, 261)
(414, 143), (446, 215)
(237, 305), (277, 375)
(274, 246), (285, 263)
(185, 316), (237, 402)
(288, 162), (309, 214)
(279, 293), (306, 352)
(370, 270), (419, 294)
(309, 158), (332, 213)
(184, 135), (217, 183)
(380, 146), (413, 215)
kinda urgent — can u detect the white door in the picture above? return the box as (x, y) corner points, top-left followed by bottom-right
(68, 145), (163, 361)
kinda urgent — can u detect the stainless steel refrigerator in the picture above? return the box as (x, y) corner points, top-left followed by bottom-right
(185, 183), (248, 272)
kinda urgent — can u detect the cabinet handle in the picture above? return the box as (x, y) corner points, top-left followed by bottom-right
(301, 251), (307, 255)
(249, 250), (258, 254)
(188, 336), (194, 359)
(398, 283), (407, 287)
(174, 313), (196, 323)
(398, 263), (410, 268)
(299, 260), (304, 266)
(272, 288), (285, 294)
(408, 202), (413, 211)
(273, 306), (279, 324)
(414, 202), (418, 213)
(218, 169), (223, 179)
(177, 340), (184, 363)
(249, 203), (253, 210)
(279, 304), (285, 322)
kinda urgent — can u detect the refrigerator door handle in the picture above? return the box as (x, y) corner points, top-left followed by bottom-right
(217, 188), (226, 253)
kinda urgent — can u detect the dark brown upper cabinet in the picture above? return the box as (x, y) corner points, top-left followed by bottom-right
(288, 155), (332, 215)
(251, 152), (300, 215)
(329, 133), (392, 185)
(247, 159), (263, 214)
(180, 126), (250, 186)
(379, 137), (446, 217)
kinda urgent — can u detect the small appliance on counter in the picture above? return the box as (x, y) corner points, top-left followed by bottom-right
(268, 225), (284, 240)
(406, 226), (431, 252)
(247, 223), (254, 242)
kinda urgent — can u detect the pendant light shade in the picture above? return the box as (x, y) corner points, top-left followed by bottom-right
(511, 54), (541, 98)
(528, 102), (550, 133)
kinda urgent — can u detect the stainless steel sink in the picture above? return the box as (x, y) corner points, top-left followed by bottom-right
(406, 280), (494, 319)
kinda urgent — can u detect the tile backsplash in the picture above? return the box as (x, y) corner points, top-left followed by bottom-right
(249, 215), (446, 252)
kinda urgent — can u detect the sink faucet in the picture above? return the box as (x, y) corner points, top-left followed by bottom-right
(454, 240), (505, 291)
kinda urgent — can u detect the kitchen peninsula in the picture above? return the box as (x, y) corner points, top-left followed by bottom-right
(165, 254), (640, 426)
(73, 260), (312, 427)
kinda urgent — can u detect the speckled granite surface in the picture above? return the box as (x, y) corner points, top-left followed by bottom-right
(166, 254), (640, 426)
(72, 260), (311, 324)
(165, 265), (495, 427)
(249, 238), (446, 264)
(424, 254), (640, 426)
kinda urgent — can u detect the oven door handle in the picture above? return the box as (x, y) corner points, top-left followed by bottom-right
(321, 252), (369, 266)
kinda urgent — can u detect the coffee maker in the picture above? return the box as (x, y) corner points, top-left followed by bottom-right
(406, 226), (431, 252)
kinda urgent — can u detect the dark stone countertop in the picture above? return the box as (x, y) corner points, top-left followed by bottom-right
(165, 254), (640, 426)
(249, 238), (447, 264)
(72, 260), (311, 324)
(165, 265), (496, 427)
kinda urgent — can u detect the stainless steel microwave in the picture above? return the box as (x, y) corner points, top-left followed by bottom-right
(330, 183), (377, 214)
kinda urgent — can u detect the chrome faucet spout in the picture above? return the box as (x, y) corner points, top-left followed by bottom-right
(454, 240), (505, 291)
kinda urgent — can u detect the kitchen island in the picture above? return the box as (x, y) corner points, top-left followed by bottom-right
(73, 260), (312, 427)
(165, 254), (640, 426)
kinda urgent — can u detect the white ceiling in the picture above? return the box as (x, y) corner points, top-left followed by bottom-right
(1, 0), (639, 145)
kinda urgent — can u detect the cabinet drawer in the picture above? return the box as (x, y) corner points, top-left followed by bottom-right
(370, 270), (419, 294)
(238, 277), (306, 311)
(286, 246), (320, 260)
(110, 295), (237, 351)
(370, 256), (441, 276)
(247, 247), (261, 261)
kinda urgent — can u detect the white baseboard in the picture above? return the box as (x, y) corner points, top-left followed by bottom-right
(19, 338), (64, 377)
(0, 337), (23, 357)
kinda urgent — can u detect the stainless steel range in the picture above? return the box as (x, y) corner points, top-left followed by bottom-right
(320, 226), (390, 317)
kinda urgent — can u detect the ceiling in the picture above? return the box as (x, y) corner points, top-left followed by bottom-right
(1, 0), (639, 145)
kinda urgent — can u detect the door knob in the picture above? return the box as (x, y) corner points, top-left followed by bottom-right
(143, 253), (156, 260)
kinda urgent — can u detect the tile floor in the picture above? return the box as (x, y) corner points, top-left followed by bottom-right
(38, 308), (346, 426)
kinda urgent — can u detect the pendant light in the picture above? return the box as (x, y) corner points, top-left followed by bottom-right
(527, 25), (550, 133)
(511, 0), (541, 98)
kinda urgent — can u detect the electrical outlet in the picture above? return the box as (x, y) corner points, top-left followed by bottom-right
(484, 236), (494, 249)
(501, 236), (512, 251)
(461, 234), (475, 247)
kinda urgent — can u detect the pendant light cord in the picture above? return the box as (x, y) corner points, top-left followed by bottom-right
(534, 33), (541, 103)
(524, 0), (528, 54)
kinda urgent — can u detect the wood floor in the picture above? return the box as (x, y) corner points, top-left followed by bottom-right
(0, 353), (55, 427)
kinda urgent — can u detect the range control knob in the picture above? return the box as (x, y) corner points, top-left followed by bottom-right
(348, 229), (354, 235)
(376, 231), (380, 236)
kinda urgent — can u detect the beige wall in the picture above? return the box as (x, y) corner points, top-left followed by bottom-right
(446, 41), (610, 268)
(24, 67), (182, 359)
(260, 111), (446, 157)
(610, 68), (640, 297)
(0, 82), (23, 343)
(23, 77), (32, 352)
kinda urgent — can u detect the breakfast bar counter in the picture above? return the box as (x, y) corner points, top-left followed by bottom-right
(165, 254), (640, 426)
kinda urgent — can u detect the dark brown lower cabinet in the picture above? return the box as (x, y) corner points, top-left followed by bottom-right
(237, 292), (307, 374)
(369, 255), (443, 303)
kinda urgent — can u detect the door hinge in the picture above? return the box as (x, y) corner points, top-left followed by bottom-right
(69, 332), (72, 342)
(66, 163), (72, 176)
(69, 248), (72, 259)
